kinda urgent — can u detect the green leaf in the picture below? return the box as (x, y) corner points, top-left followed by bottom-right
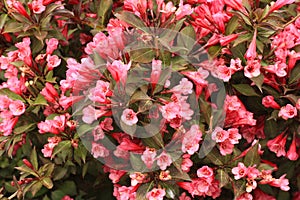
(130, 153), (145, 171)
(232, 33), (252, 47)
(216, 169), (230, 188)
(226, 15), (239, 35)
(208, 45), (222, 58)
(170, 57), (189, 71)
(243, 142), (260, 166)
(289, 63), (300, 84)
(30, 147), (38, 170)
(97, 0), (113, 25)
(233, 180), (246, 200)
(205, 148), (224, 166)
(232, 84), (260, 96)
(136, 182), (154, 200)
(3, 21), (23, 33)
(0, 88), (25, 102)
(15, 165), (39, 177)
(30, 181), (43, 197)
(160, 182), (179, 199)
(51, 141), (72, 159)
(14, 123), (36, 134)
(58, 181), (77, 196)
(115, 11), (149, 33)
(0, 14), (8, 30)
(251, 74), (264, 93)
(32, 94), (48, 106)
(129, 48), (155, 63)
(41, 177), (53, 189)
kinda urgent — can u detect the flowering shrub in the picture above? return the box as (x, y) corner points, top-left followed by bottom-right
(0, 0), (299, 199)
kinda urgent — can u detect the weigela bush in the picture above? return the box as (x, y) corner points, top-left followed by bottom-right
(0, 0), (299, 199)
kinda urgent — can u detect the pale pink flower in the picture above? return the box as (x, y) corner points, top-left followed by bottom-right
(30, 0), (45, 14)
(141, 147), (157, 169)
(0, 95), (11, 110)
(230, 58), (243, 71)
(113, 185), (136, 200)
(232, 162), (248, 180)
(212, 127), (229, 143)
(216, 65), (232, 82)
(82, 106), (107, 124)
(46, 38), (59, 55)
(156, 151), (172, 170)
(46, 54), (61, 70)
(93, 125), (105, 141)
(129, 172), (146, 186)
(9, 100), (25, 116)
(179, 192), (191, 200)
(246, 179), (257, 193)
(108, 169), (126, 183)
(88, 80), (111, 103)
(41, 144), (53, 158)
(121, 109), (138, 126)
(182, 125), (202, 155)
(91, 142), (109, 158)
(247, 166), (260, 179)
(269, 174), (290, 191)
(150, 59), (162, 89)
(175, 2), (194, 20)
(146, 188), (166, 200)
(278, 104), (297, 120)
(159, 170), (172, 181)
(171, 78), (193, 95)
(244, 59), (261, 78)
(160, 102), (181, 120)
(227, 128), (241, 144)
(264, 62), (287, 77)
(101, 118), (113, 131)
(262, 96), (280, 109)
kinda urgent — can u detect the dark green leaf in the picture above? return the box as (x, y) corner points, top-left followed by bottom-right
(0, 88), (25, 102)
(129, 48), (155, 63)
(232, 84), (260, 96)
(51, 141), (72, 159)
(251, 74), (264, 93)
(14, 123), (36, 134)
(115, 11), (149, 33)
(97, 0), (113, 25)
(41, 177), (53, 189)
(289, 63), (300, 84)
(216, 169), (230, 188)
(33, 94), (48, 106)
(244, 142), (260, 166)
(226, 15), (239, 35)
(30, 147), (38, 170)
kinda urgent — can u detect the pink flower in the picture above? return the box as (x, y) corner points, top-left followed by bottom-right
(141, 147), (157, 169)
(227, 128), (241, 144)
(225, 0), (248, 15)
(244, 59), (261, 78)
(212, 127), (229, 143)
(91, 142), (109, 158)
(146, 188), (166, 200)
(82, 106), (107, 124)
(9, 100), (25, 116)
(46, 38), (59, 55)
(160, 102), (181, 121)
(269, 0), (295, 13)
(296, 98), (300, 110)
(262, 96), (280, 109)
(29, 0), (45, 14)
(113, 185), (136, 200)
(179, 192), (191, 200)
(253, 189), (276, 200)
(121, 109), (138, 126)
(215, 65), (232, 82)
(108, 169), (126, 183)
(129, 172), (146, 186)
(41, 83), (59, 104)
(171, 78), (193, 95)
(150, 59), (162, 90)
(269, 174), (290, 191)
(92, 125), (105, 141)
(107, 60), (131, 85)
(88, 80), (111, 103)
(182, 125), (202, 155)
(181, 154), (193, 172)
(267, 131), (287, 157)
(287, 135), (299, 161)
(41, 136), (61, 158)
(175, 1), (194, 20)
(247, 166), (260, 179)
(278, 104), (297, 120)
(219, 139), (234, 155)
(232, 162), (248, 180)
(156, 151), (172, 170)
(197, 166), (214, 179)
(237, 193), (253, 200)
(264, 62), (287, 77)
(245, 30), (257, 60)
(101, 118), (113, 131)
(61, 196), (74, 200)
(220, 34), (239, 46)
(47, 55), (61, 70)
